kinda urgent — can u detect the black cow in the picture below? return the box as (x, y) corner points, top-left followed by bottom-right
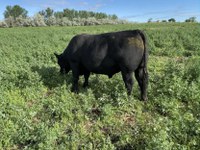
(55, 30), (148, 100)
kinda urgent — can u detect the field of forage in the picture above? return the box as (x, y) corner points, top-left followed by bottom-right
(0, 23), (200, 149)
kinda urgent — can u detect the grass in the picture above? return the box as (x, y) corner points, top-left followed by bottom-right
(0, 23), (200, 149)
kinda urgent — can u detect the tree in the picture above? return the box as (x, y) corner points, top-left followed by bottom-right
(46, 7), (54, 18)
(148, 18), (153, 23)
(62, 8), (74, 20)
(168, 18), (176, 22)
(111, 14), (118, 20)
(185, 17), (197, 22)
(4, 5), (28, 20)
(95, 12), (107, 19)
(54, 11), (64, 18)
(39, 7), (54, 19)
(79, 10), (89, 19)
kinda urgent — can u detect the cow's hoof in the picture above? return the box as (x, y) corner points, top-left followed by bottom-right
(60, 72), (65, 76)
(71, 87), (79, 94)
(83, 83), (89, 88)
(142, 96), (148, 101)
(127, 91), (131, 96)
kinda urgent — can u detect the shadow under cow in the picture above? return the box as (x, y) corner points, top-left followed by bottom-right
(31, 66), (72, 89)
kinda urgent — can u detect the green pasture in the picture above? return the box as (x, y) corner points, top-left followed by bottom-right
(0, 23), (200, 149)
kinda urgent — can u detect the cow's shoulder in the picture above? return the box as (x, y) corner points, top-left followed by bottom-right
(71, 33), (88, 41)
(68, 34), (89, 47)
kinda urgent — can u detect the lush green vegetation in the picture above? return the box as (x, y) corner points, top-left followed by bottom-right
(0, 23), (200, 149)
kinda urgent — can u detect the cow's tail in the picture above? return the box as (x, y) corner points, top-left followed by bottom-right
(137, 30), (148, 100)
(138, 30), (148, 72)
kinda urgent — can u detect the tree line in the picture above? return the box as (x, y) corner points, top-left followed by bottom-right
(0, 5), (126, 28)
(39, 8), (118, 20)
(148, 17), (197, 23)
(0, 5), (198, 28)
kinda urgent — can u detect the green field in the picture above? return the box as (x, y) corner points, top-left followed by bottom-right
(0, 23), (200, 149)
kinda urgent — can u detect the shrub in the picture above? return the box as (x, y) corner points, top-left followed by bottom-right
(33, 14), (46, 27)
(57, 17), (72, 26)
(0, 16), (127, 28)
(0, 20), (8, 28)
(45, 16), (57, 26)
(5, 16), (15, 27)
(22, 17), (35, 27)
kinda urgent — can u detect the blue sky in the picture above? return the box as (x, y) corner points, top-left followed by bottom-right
(0, 0), (200, 22)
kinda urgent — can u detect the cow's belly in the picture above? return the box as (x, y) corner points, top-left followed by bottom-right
(91, 65), (120, 77)
(83, 57), (120, 77)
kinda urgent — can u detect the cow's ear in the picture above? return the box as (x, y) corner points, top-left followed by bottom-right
(54, 53), (59, 59)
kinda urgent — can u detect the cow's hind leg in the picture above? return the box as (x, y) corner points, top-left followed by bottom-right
(135, 67), (148, 101)
(83, 72), (90, 88)
(71, 63), (80, 93)
(121, 71), (133, 95)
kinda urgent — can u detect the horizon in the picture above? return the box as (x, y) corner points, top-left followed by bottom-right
(0, 0), (200, 22)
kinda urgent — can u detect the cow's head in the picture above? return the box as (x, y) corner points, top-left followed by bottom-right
(54, 53), (70, 74)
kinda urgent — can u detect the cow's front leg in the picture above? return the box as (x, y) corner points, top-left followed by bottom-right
(83, 72), (90, 88)
(71, 63), (79, 93)
(60, 67), (65, 75)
